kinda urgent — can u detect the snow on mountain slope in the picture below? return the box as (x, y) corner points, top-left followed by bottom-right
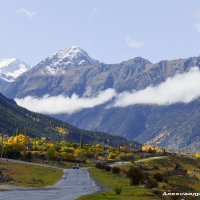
(0, 58), (30, 82)
(0, 73), (14, 82)
(49, 46), (99, 66)
(38, 46), (99, 75)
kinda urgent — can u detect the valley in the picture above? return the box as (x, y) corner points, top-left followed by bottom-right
(1, 46), (200, 151)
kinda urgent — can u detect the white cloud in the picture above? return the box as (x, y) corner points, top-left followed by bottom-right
(16, 88), (116, 114)
(114, 67), (200, 107)
(17, 8), (36, 18)
(124, 36), (143, 48)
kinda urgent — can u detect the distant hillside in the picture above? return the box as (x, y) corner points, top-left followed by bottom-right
(0, 93), (139, 147)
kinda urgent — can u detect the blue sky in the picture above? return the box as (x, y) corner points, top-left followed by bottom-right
(0, 0), (200, 66)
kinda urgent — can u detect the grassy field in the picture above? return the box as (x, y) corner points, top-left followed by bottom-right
(79, 168), (158, 200)
(0, 160), (63, 187)
(80, 156), (200, 200)
(131, 155), (200, 191)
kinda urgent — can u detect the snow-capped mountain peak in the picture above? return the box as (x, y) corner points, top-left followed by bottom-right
(0, 58), (16, 68)
(53, 46), (88, 60)
(44, 46), (99, 69)
(0, 58), (30, 82)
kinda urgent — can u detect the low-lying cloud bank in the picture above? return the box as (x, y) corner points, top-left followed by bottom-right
(16, 67), (200, 114)
(114, 67), (200, 107)
(16, 88), (116, 114)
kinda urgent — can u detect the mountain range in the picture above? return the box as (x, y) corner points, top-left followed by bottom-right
(1, 46), (200, 151)
(0, 92), (134, 147)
